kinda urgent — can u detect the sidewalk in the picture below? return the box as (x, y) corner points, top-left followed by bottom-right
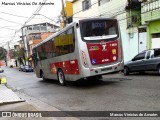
(0, 84), (24, 105)
(0, 84), (79, 120)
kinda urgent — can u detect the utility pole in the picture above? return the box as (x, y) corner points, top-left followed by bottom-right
(61, 0), (66, 27)
(7, 41), (11, 67)
(21, 26), (29, 65)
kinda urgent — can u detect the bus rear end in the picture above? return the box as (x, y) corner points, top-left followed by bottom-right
(77, 18), (123, 79)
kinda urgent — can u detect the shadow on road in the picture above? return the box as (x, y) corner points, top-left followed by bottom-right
(126, 72), (160, 76)
(39, 78), (124, 88)
(68, 79), (119, 88)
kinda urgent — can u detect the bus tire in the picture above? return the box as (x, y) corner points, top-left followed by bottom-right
(41, 72), (46, 81)
(124, 66), (129, 75)
(57, 69), (66, 86)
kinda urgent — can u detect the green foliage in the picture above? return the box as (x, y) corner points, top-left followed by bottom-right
(0, 47), (6, 60)
(13, 48), (25, 65)
(13, 48), (25, 58)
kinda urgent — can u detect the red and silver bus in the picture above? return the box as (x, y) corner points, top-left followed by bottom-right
(32, 18), (124, 85)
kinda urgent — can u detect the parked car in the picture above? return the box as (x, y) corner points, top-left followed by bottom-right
(22, 65), (34, 72)
(0, 67), (4, 73)
(19, 65), (24, 71)
(123, 48), (160, 75)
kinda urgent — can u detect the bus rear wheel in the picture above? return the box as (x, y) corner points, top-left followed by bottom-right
(41, 72), (46, 81)
(57, 69), (66, 86)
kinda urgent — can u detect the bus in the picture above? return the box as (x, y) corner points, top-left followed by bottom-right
(32, 18), (124, 85)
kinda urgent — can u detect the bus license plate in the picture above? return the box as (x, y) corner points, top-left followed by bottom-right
(101, 67), (112, 72)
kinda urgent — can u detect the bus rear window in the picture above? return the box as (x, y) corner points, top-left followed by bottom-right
(80, 19), (119, 41)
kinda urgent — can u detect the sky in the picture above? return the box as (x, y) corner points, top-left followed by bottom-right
(0, 0), (64, 48)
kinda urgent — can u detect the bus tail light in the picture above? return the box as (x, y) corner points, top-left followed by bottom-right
(81, 51), (88, 66)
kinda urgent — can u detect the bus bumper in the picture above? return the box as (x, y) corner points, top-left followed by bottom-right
(83, 61), (124, 77)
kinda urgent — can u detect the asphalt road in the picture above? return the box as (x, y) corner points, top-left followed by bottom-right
(1, 66), (160, 119)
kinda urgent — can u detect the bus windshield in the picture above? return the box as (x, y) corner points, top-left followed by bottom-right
(80, 19), (119, 41)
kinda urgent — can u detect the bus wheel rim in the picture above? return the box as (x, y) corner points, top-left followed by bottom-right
(58, 72), (64, 84)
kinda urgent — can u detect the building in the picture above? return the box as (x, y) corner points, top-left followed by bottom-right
(21, 22), (59, 66)
(6, 48), (16, 67)
(141, 0), (160, 49)
(18, 39), (25, 49)
(125, 0), (148, 54)
(28, 32), (54, 57)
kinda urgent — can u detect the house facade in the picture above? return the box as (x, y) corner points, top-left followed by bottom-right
(21, 22), (59, 66)
(141, 0), (160, 49)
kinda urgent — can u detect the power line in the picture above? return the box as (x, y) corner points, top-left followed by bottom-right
(0, 33), (17, 37)
(0, 17), (23, 25)
(0, 25), (21, 27)
(24, 0), (47, 25)
(0, 11), (30, 19)
(0, 11), (49, 20)
(0, 0), (48, 47)
(0, 26), (18, 30)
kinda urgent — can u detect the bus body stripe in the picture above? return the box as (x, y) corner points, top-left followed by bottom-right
(50, 59), (80, 75)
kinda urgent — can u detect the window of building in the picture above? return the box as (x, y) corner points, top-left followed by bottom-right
(30, 33), (41, 40)
(98, 0), (110, 6)
(82, 0), (91, 11)
(27, 26), (32, 30)
(131, 15), (138, 24)
(152, 33), (160, 38)
(33, 25), (40, 30)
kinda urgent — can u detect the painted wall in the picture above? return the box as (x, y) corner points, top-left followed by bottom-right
(147, 20), (160, 48)
(141, 0), (160, 25)
(73, 0), (99, 20)
(98, 0), (127, 18)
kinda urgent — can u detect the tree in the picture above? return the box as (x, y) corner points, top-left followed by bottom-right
(0, 47), (6, 60)
(13, 48), (25, 65)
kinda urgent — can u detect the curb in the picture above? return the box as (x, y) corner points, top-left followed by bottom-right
(0, 84), (25, 105)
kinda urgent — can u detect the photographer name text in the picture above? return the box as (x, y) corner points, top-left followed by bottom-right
(1, 2), (54, 5)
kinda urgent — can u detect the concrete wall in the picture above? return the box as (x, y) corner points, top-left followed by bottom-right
(73, 0), (99, 20)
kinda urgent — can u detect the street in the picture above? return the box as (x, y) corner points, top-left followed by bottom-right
(1, 66), (160, 119)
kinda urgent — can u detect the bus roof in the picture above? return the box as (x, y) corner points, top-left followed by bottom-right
(32, 17), (117, 50)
